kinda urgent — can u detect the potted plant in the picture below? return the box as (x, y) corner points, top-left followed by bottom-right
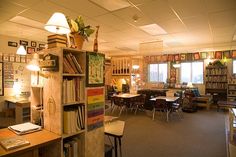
(67, 16), (95, 49)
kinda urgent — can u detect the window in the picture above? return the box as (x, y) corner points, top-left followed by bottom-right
(180, 61), (203, 83)
(148, 63), (167, 82)
(233, 60), (236, 74)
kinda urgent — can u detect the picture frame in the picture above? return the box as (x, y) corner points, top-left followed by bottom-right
(20, 56), (26, 63)
(232, 50), (236, 58)
(0, 62), (4, 96)
(193, 52), (200, 60)
(9, 55), (15, 62)
(174, 54), (180, 61)
(215, 51), (222, 59)
(20, 40), (28, 46)
(161, 55), (167, 62)
(8, 41), (18, 47)
(27, 47), (35, 54)
(168, 54), (174, 61)
(200, 52), (207, 59)
(15, 55), (21, 62)
(86, 52), (105, 87)
(186, 53), (192, 61)
(3, 54), (9, 62)
(39, 44), (45, 49)
(180, 54), (186, 61)
(223, 50), (231, 59)
(31, 41), (37, 47)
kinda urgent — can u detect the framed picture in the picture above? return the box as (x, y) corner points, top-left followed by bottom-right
(223, 50), (231, 58)
(20, 40), (28, 46)
(27, 47), (35, 54)
(15, 55), (21, 62)
(8, 41), (18, 47)
(39, 44), (45, 49)
(174, 54), (180, 61)
(3, 54), (9, 62)
(9, 55), (15, 62)
(86, 52), (105, 87)
(31, 41), (37, 47)
(215, 51), (222, 59)
(180, 54), (186, 61)
(20, 56), (26, 63)
(232, 50), (236, 58)
(156, 55), (161, 62)
(193, 52), (200, 60)
(0, 62), (3, 96)
(168, 54), (174, 61)
(200, 52), (207, 59)
(161, 55), (167, 62)
(186, 53), (192, 61)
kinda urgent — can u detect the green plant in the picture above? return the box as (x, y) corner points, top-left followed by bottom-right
(67, 16), (95, 41)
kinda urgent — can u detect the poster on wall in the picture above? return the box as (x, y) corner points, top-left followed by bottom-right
(87, 88), (104, 131)
(4, 62), (14, 88)
(86, 52), (105, 87)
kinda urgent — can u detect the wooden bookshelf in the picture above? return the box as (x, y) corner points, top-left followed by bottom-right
(205, 64), (228, 102)
(227, 79), (236, 101)
(40, 47), (86, 157)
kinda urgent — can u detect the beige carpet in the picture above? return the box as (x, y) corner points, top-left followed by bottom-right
(106, 108), (227, 157)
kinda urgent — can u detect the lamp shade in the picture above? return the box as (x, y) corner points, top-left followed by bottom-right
(27, 53), (40, 71)
(16, 45), (27, 55)
(44, 12), (70, 34)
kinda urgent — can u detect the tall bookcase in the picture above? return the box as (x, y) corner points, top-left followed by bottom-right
(205, 64), (228, 102)
(227, 79), (236, 101)
(42, 47), (86, 157)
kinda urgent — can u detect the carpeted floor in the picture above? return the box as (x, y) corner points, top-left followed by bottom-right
(106, 107), (227, 157)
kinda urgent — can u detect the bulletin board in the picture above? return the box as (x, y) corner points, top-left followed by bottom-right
(4, 62), (30, 93)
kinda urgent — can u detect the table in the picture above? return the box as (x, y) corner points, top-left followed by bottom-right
(217, 101), (236, 111)
(5, 97), (30, 124)
(105, 120), (125, 157)
(150, 96), (179, 122)
(0, 128), (61, 157)
(111, 93), (140, 106)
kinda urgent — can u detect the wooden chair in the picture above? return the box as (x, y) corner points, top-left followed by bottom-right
(171, 98), (183, 120)
(111, 97), (126, 117)
(229, 108), (236, 141)
(133, 94), (146, 115)
(152, 99), (167, 120)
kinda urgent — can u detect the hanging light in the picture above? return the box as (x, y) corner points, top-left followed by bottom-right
(173, 61), (180, 68)
(16, 45), (27, 55)
(27, 53), (40, 71)
(44, 12), (70, 34)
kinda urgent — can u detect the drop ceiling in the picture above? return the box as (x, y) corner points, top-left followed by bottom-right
(0, 0), (235, 56)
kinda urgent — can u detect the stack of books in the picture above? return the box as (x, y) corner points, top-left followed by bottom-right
(47, 34), (67, 48)
(64, 138), (81, 157)
(8, 122), (42, 135)
(63, 53), (83, 74)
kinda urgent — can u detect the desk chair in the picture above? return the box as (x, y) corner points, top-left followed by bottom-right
(133, 94), (146, 115)
(171, 98), (183, 120)
(111, 97), (126, 117)
(152, 99), (167, 120)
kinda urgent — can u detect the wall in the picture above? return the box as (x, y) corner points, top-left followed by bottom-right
(0, 34), (45, 111)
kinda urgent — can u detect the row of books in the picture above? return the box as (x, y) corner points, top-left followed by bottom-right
(63, 105), (85, 134)
(64, 138), (81, 157)
(63, 52), (83, 74)
(63, 78), (83, 104)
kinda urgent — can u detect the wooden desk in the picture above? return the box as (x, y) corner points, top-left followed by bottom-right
(105, 120), (125, 157)
(150, 96), (179, 122)
(0, 128), (61, 157)
(5, 97), (30, 124)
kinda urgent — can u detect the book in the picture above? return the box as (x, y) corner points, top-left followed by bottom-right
(70, 53), (83, 73)
(0, 136), (30, 150)
(8, 122), (42, 135)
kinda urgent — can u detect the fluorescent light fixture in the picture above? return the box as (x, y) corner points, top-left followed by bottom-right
(139, 24), (167, 35)
(16, 45), (27, 55)
(173, 61), (180, 68)
(27, 53), (40, 71)
(44, 12), (70, 34)
(89, 0), (131, 11)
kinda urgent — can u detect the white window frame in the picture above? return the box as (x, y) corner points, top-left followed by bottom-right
(148, 63), (168, 83)
(180, 61), (204, 84)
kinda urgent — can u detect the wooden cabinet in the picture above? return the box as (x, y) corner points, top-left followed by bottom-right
(111, 57), (131, 75)
(41, 48), (86, 157)
(205, 65), (227, 101)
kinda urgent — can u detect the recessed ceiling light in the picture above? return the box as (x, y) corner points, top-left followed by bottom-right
(139, 24), (167, 35)
(89, 0), (131, 11)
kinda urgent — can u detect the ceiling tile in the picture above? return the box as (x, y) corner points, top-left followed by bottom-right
(205, 0), (236, 13)
(158, 19), (187, 34)
(168, 0), (207, 18)
(8, 0), (41, 8)
(182, 15), (209, 30)
(139, 0), (177, 23)
(112, 6), (153, 26)
(209, 9), (236, 28)
(212, 26), (235, 36)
